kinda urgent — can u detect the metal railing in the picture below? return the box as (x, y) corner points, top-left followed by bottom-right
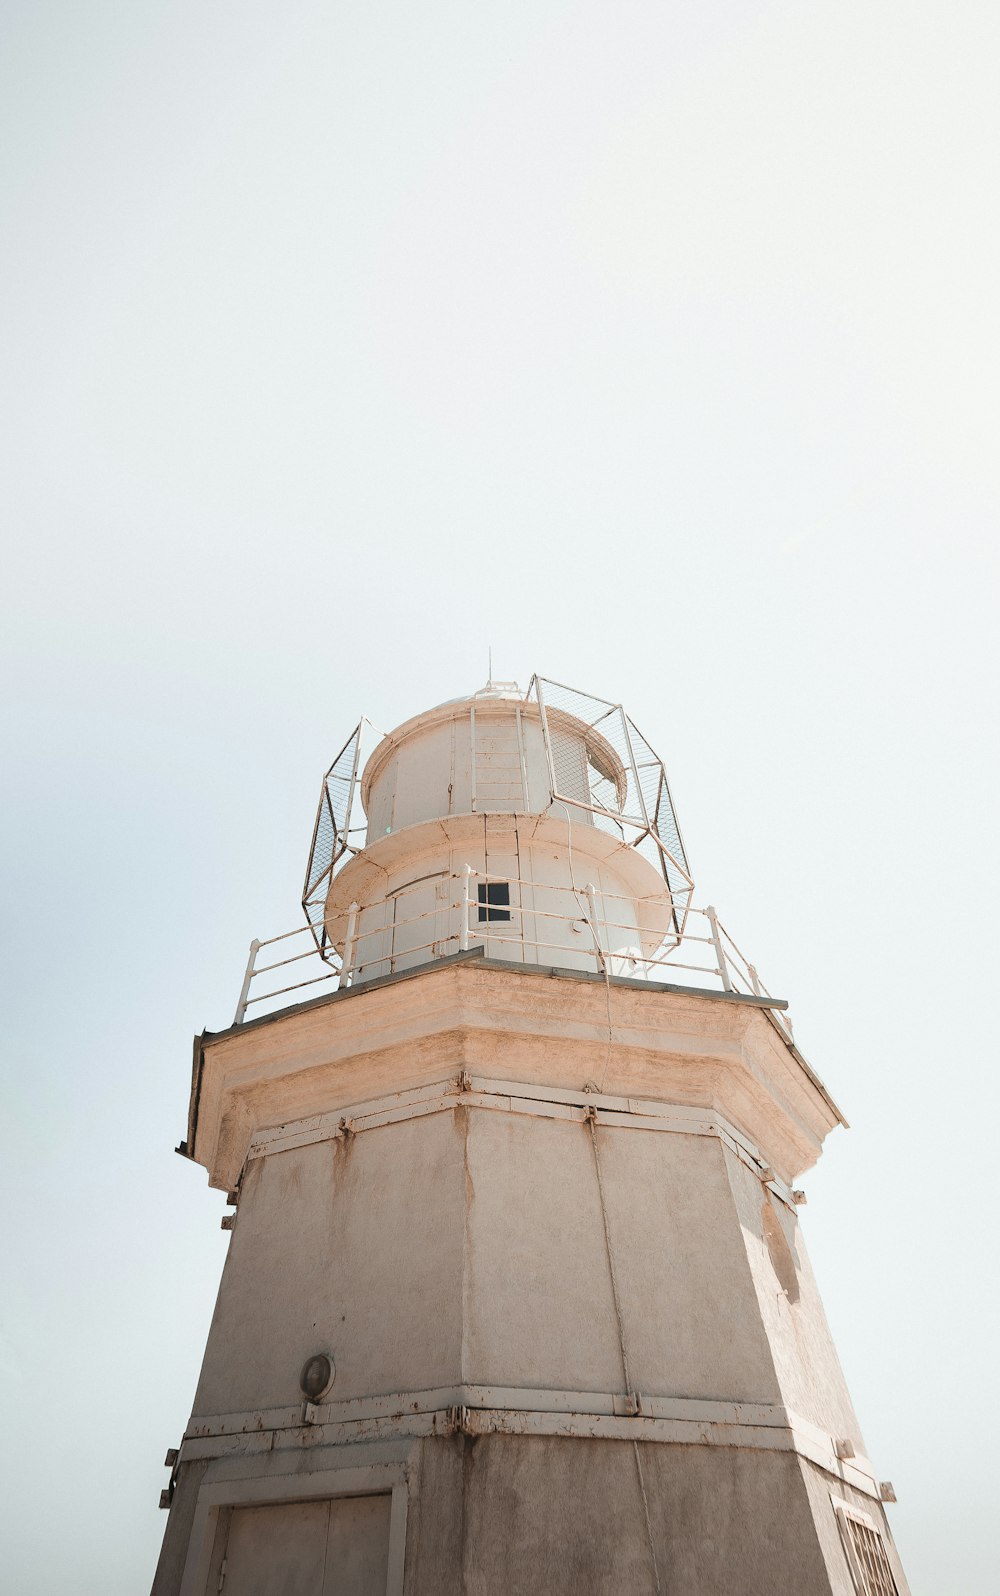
(233, 869), (792, 1042)
(301, 675), (696, 943)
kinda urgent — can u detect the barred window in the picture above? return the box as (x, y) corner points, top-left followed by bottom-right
(834, 1500), (898, 1596)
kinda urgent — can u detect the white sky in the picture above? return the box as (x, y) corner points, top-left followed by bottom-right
(2, 3), (998, 1591)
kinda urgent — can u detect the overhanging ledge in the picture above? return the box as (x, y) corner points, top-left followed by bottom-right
(181, 951), (847, 1183)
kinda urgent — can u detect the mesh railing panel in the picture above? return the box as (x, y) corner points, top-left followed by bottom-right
(302, 721), (363, 949)
(306, 790), (336, 899)
(538, 681), (640, 820)
(626, 716), (690, 875)
(531, 677), (694, 906)
(299, 682), (694, 960)
(548, 723), (589, 806)
(325, 726), (362, 835)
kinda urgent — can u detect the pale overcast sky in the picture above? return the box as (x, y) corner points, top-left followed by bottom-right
(2, 3), (998, 1592)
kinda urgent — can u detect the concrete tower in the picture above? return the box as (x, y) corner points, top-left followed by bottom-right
(152, 676), (909, 1596)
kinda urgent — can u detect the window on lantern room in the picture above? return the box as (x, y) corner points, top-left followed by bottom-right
(478, 881), (511, 922)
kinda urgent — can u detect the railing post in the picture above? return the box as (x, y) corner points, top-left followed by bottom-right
(705, 905), (733, 992)
(339, 902), (359, 989)
(533, 679), (558, 804)
(459, 865), (473, 952)
(233, 938), (261, 1026)
(584, 883), (606, 973)
(747, 963), (761, 996)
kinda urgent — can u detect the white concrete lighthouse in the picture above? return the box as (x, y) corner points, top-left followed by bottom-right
(152, 675), (909, 1596)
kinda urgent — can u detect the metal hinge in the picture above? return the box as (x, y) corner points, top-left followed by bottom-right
(218, 1555), (227, 1592)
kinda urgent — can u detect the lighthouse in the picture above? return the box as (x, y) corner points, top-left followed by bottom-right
(152, 675), (909, 1596)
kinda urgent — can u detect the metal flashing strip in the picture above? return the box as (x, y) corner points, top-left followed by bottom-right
(245, 1074), (799, 1208)
(180, 1387), (880, 1500)
(486, 957), (788, 1008)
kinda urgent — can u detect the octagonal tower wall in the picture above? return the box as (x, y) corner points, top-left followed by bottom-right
(153, 678), (910, 1596)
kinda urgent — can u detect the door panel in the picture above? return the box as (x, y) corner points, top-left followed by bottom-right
(217, 1495), (392, 1596)
(221, 1501), (330, 1595)
(325, 1495), (392, 1595)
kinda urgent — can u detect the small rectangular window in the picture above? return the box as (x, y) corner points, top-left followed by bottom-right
(834, 1500), (898, 1596)
(478, 881), (511, 922)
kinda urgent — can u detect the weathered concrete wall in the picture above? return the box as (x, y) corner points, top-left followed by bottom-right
(150, 1459), (209, 1596)
(724, 1145), (863, 1443)
(156, 1434), (881, 1596)
(462, 1110), (783, 1404)
(156, 965), (903, 1594)
(193, 1111), (466, 1417)
(437, 1436), (839, 1596)
(191, 1101), (840, 1422)
(798, 1458), (909, 1596)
